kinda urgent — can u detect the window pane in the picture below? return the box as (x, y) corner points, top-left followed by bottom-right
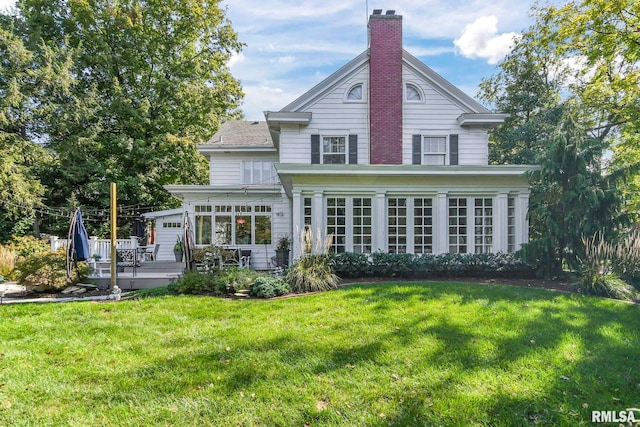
(242, 162), (251, 184)
(347, 84), (362, 100)
(235, 215), (252, 245)
(262, 162), (272, 183)
(252, 162), (261, 184)
(255, 215), (272, 244)
(195, 215), (212, 245)
(406, 84), (421, 101)
(214, 216), (232, 245)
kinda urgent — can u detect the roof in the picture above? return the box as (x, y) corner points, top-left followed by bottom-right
(269, 49), (505, 127)
(143, 208), (183, 219)
(202, 121), (274, 148)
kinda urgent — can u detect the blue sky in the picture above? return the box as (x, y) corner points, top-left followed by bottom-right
(0, 0), (545, 121)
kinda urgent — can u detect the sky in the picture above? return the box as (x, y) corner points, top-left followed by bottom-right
(0, 0), (542, 121)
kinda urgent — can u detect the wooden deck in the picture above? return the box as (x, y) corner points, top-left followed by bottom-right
(90, 261), (184, 290)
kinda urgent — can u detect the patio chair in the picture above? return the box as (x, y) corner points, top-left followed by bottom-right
(143, 244), (160, 261)
(240, 249), (252, 268)
(220, 248), (240, 269)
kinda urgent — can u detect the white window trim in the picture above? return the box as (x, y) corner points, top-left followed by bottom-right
(321, 135), (347, 165)
(422, 135), (449, 165)
(241, 160), (278, 185)
(344, 82), (367, 103)
(405, 82), (424, 103)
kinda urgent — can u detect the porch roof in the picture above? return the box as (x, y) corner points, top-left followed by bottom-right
(164, 185), (283, 200)
(274, 164), (538, 197)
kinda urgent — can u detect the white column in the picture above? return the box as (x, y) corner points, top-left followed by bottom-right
(373, 192), (386, 252)
(292, 190), (302, 260)
(50, 236), (58, 252)
(516, 193), (530, 249)
(312, 191), (324, 254)
(495, 193), (508, 253)
(434, 192), (448, 254)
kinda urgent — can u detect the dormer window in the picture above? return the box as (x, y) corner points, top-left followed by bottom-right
(346, 83), (363, 101)
(406, 84), (422, 101)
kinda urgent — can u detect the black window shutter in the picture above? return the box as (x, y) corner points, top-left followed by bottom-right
(412, 134), (422, 165)
(348, 134), (358, 164)
(311, 134), (320, 164)
(449, 134), (459, 165)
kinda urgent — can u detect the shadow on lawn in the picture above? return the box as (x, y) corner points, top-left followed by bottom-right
(113, 283), (639, 425)
(346, 283), (640, 425)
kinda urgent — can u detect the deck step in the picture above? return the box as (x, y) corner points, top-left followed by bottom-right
(236, 289), (251, 295)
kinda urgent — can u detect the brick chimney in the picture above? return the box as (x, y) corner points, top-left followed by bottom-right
(369, 10), (403, 165)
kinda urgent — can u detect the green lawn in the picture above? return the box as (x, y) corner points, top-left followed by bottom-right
(0, 282), (638, 426)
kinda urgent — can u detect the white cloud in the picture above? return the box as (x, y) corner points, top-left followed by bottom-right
(271, 55), (295, 64)
(454, 16), (520, 64)
(228, 52), (245, 68)
(241, 84), (305, 121)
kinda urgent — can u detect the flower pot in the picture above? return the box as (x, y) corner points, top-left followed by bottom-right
(174, 250), (183, 262)
(275, 249), (290, 267)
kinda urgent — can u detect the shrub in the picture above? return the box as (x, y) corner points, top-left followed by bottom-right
(370, 252), (417, 277)
(330, 252), (372, 278)
(330, 251), (535, 280)
(0, 245), (17, 280)
(250, 276), (290, 298)
(6, 235), (50, 259)
(572, 274), (637, 301)
(286, 254), (339, 293)
(191, 245), (222, 272)
(213, 267), (260, 294)
(168, 271), (216, 295)
(14, 249), (91, 292)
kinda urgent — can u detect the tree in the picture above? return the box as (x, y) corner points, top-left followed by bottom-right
(478, 25), (566, 165)
(478, 1), (638, 276)
(525, 104), (628, 276)
(4, 0), (244, 236)
(0, 27), (59, 241)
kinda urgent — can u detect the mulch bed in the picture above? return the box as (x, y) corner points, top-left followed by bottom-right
(5, 277), (575, 302)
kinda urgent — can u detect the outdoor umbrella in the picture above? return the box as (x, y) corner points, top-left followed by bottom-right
(66, 208), (90, 279)
(71, 209), (90, 261)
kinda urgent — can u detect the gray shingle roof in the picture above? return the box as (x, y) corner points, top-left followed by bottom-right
(204, 121), (273, 147)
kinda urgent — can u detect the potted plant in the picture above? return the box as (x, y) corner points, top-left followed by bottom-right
(274, 235), (291, 267)
(173, 236), (184, 262)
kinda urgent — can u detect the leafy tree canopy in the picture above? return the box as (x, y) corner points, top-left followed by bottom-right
(2, 0), (244, 236)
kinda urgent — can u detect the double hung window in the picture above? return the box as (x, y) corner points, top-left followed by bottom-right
(322, 136), (346, 164)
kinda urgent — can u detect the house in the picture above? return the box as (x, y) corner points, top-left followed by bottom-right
(162, 10), (535, 267)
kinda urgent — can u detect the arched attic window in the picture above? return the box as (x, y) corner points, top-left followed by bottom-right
(346, 84), (363, 101)
(406, 83), (422, 101)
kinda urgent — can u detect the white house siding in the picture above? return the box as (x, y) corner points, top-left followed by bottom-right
(402, 65), (488, 166)
(209, 152), (279, 185)
(280, 65), (370, 165)
(181, 192), (289, 270)
(151, 213), (184, 261)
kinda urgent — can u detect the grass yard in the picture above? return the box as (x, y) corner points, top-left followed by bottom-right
(0, 282), (639, 426)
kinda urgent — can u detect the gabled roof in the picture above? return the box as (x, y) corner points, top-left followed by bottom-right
(279, 51), (370, 112)
(275, 49), (495, 116)
(199, 121), (275, 153)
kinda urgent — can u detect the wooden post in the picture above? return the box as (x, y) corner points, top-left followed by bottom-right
(110, 182), (117, 289)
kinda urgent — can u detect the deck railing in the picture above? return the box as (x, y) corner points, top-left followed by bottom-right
(50, 236), (140, 261)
